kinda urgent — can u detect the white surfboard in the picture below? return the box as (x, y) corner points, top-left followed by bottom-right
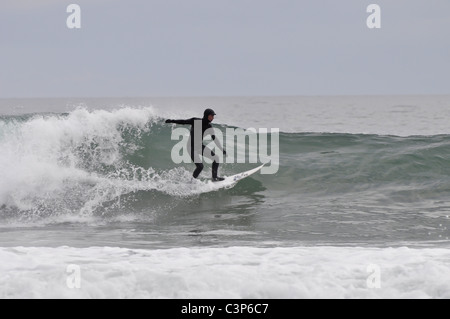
(205, 164), (265, 191)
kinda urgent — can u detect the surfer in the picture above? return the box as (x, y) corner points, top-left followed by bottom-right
(165, 109), (226, 182)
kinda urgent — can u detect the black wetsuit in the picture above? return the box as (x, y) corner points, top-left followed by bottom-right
(166, 117), (224, 179)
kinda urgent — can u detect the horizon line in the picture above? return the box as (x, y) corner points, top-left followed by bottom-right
(2, 93), (450, 100)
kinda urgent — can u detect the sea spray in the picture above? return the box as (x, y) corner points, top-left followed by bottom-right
(0, 107), (156, 216)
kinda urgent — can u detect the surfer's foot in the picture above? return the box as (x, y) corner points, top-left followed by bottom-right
(212, 177), (225, 182)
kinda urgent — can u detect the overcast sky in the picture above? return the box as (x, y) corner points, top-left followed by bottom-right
(0, 0), (449, 98)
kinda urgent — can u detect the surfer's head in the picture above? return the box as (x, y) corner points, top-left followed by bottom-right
(203, 108), (216, 122)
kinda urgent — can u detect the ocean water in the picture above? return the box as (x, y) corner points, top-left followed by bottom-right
(1, 96), (450, 299)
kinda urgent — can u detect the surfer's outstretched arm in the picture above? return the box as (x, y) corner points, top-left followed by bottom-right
(165, 118), (196, 125)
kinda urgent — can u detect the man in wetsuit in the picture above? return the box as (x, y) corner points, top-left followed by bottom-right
(165, 108), (226, 182)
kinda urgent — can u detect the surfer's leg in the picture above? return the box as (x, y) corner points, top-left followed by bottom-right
(212, 162), (219, 179)
(193, 163), (204, 179)
(203, 146), (223, 181)
(190, 145), (203, 179)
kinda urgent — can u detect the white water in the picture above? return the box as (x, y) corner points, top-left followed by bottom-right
(0, 107), (225, 217)
(0, 108), (152, 208)
(1, 246), (449, 299)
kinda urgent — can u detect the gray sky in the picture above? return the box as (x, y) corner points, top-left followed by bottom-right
(1, 0), (449, 98)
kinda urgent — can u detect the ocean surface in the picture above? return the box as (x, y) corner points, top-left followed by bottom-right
(1, 96), (450, 299)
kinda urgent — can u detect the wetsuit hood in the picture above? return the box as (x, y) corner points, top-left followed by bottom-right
(203, 108), (216, 121)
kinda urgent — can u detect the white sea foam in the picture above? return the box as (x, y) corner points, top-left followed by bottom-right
(0, 107), (227, 218)
(0, 108), (154, 207)
(0, 246), (449, 299)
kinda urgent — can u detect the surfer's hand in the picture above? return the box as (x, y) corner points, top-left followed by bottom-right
(165, 119), (174, 124)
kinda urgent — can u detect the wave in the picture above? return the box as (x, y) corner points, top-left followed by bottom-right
(280, 132), (450, 189)
(1, 107), (450, 221)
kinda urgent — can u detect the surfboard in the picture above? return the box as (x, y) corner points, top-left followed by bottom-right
(205, 164), (265, 191)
